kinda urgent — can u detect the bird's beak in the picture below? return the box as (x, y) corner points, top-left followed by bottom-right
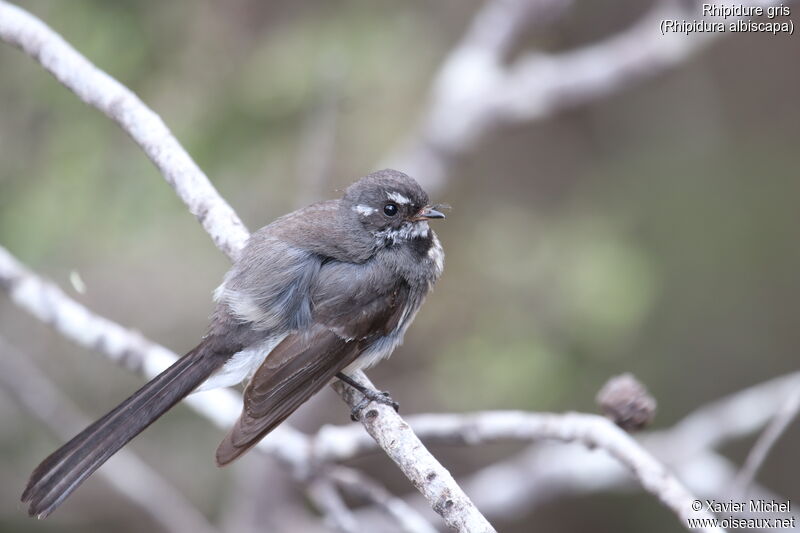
(413, 205), (446, 221)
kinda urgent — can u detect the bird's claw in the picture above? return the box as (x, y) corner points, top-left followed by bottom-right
(336, 372), (400, 420)
(379, 391), (401, 412)
(349, 389), (400, 421)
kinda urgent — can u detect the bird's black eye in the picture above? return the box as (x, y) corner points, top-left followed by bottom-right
(383, 203), (398, 217)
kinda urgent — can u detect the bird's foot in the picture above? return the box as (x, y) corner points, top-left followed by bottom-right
(336, 373), (399, 421)
(349, 390), (399, 421)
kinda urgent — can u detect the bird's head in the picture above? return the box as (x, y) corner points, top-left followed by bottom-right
(344, 169), (445, 245)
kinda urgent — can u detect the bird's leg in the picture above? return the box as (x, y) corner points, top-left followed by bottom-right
(335, 372), (399, 420)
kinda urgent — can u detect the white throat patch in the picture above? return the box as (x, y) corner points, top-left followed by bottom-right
(375, 220), (430, 244)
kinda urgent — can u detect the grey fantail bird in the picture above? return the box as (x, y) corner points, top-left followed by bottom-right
(22, 169), (445, 518)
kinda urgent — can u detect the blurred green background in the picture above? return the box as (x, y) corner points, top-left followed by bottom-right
(1, 1), (798, 532)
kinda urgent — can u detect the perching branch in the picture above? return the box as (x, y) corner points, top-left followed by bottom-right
(320, 376), (800, 524)
(318, 410), (722, 532)
(333, 376), (497, 533)
(346, 377), (800, 527)
(313, 368), (800, 463)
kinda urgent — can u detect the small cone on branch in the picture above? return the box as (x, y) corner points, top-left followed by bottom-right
(596, 373), (657, 432)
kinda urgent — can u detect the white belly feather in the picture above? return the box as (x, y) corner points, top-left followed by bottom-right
(195, 334), (287, 392)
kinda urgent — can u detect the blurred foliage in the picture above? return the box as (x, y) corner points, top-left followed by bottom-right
(1, 1), (799, 532)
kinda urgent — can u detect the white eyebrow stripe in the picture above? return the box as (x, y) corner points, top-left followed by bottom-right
(387, 191), (411, 205)
(352, 205), (376, 216)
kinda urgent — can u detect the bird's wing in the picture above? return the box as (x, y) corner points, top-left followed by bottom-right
(213, 227), (321, 334)
(212, 200), (375, 334)
(216, 260), (409, 465)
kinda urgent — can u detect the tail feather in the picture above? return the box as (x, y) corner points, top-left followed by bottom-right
(22, 339), (229, 518)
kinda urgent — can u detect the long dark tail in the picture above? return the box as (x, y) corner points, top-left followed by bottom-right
(22, 338), (229, 518)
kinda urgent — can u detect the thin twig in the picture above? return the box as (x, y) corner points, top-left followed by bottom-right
(732, 389), (800, 497)
(328, 466), (438, 533)
(648, 372), (800, 460)
(307, 477), (360, 533)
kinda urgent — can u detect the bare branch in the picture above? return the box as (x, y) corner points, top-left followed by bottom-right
(328, 466), (438, 533)
(318, 409), (721, 531)
(0, 337), (220, 533)
(317, 370), (800, 511)
(341, 374), (800, 527)
(388, 0), (794, 192)
(333, 374), (497, 532)
(453, 442), (798, 530)
(307, 478), (361, 533)
(732, 388), (800, 497)
(648, 371), (800, 460)
(0, 0), (248, 261)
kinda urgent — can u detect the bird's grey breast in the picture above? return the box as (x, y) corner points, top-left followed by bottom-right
(342, 229), (444, 371)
